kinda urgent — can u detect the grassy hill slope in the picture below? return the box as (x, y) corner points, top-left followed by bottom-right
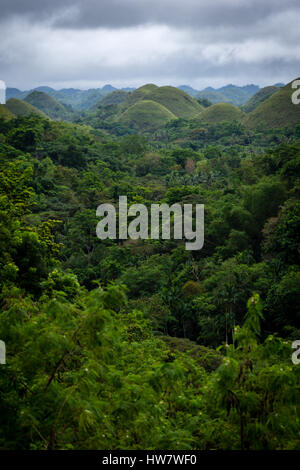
(0, 104), (15, 120)
(124, 84), (159, 107)
(144, 86), (203, 118)
(5, 98), (47, 118)
(117, 99), (177, 131)
(242, 86), (279, 113)
(197, 103), (245, 123)
(244, 79), (300, 129)
(24, 91), (72, 120)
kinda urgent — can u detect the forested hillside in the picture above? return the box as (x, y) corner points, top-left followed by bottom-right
(0, 78), (299, 450)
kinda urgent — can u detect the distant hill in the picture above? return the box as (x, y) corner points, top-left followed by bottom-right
(0, 104), (14, 120)
(75, 89), (111, 110)
(5, 98), (47, 118)
(6, 88), (27, 101)
(56, 85), (134, 109)
(241, 86), (279, 113)
(34, 86), (58, 94)
(24, 91), (72, 120)
(195, 84), (259, 106)
(117, 99), (176, 132)
(244, 79), (300, 129)
(196, 90), (231, 105)
(93, 90), (129, 109)
(7, 85), (132, 111)
(219, 84), (259, 104)
(121, 87), (136, 93)
(102, 84), (117, 93)
(197, 103), (245, 123)
(178, 85), (199, 97)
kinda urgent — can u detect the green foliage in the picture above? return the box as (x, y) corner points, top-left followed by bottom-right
(244, 178), (286, 229)
(0, 93), (299, 450)
(0, 288), (298, 450)
(244, 293), (263, 337)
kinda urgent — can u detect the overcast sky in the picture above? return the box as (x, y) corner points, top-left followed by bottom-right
(0, 0), (299, 90)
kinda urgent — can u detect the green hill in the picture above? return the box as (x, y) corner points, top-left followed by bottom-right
(24, 91), (72, 120)
(57, 88), (107, 110)
(117, 99), (177, 132)
(144, 86), (203, 119)
(197, 102), (245, 123)
(120, 84), (203, 121)
(5, 98), (47, 118)
(244, 79), (300, 129)
(0, 104), (15, 120)
(241, 86), (279, 113)
(196, 85), (259, 106)
(217, 84), (259, 106)
(124, 84), (158, 107)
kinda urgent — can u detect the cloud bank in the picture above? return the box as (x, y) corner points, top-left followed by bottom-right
(0, 0), (299, 89)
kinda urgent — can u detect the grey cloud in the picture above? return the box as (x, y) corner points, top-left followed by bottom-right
(1, 26), (299, 90)
(1, 0), (300, 30)
(0, 1), (299, 90)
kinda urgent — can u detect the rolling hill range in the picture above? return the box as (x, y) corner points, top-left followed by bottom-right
(5, 98), (48, 118)
(6, 85), (136, 110)
(0, 104), (15, 120)
(244, 79), (300, 129)
(24, 91), (73, 120)
(5, 82), (267, 110)
(241, 86), (280, 113)
(195, 84), (260, 106)
(5, 80), (297, 133)
(197, 103), (245, 123)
